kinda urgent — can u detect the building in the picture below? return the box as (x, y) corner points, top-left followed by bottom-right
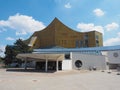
(17, 45), (120, 72)
(25, 18), (103, 49)
(16, 18), (120, 72)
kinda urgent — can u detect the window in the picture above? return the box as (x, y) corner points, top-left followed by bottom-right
(84, 40), (88, 47)
(61, 40), (67, 45)
(75, 40), (79, 48)
(113, 52), (119, 57)
(80, 40), (83, 47)
(75, 60), (82, 69)
(96, 40), (99, 47)
(65, 53), (70, 59)
(84, 34), (89, 47)
(96, 35), (99, 40)
(64, 40), (67, 44)
(84, 34), (88, 40)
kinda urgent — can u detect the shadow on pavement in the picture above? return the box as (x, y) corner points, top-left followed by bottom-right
(6, 68), (56, 73)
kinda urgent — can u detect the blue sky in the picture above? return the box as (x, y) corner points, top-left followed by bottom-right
(0, 0), (120, 56)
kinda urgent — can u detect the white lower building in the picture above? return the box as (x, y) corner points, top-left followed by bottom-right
(16, 45), (120, 72)
(102, 50), (120, 69)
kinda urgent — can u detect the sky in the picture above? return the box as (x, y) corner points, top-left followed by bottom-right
(0, 0), (120, 56)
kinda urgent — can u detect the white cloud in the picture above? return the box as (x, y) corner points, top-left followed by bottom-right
(16, 31), (27, 36)
(104, 32), (120, 46)
(6, 37), (15, 41)
(93, 8), (105, 17)
(77, 23), (104, 34)
(104, 37), (120, 46)
(105, 22), (119, 31)
(118, 32), (120, 36)
(0, 27), (7, 33)
(64, 2), (72, 8)
(0, 45), (5, 57)
(0, 13), (46, 35)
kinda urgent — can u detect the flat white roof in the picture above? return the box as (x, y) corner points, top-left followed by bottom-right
(16, 53), (64, 61)
(34, 45), (120, 52)
(33, 45), (120, 55)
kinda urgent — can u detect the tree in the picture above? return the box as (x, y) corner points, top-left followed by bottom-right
(0, 57), (3, 63)
(4, 39), (32, 65)
(0, 49), (3, 62)
(14, 39), (31, 53)
(4, 45), (14, 65)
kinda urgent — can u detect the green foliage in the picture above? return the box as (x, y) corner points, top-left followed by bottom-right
(4, 39), (33, 65)
(14, 39), (30, 53)
(0, 57), (2, 62)
(4, 45), (13, 65)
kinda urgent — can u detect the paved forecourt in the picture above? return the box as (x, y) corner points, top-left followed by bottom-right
(0, 69), (120, 90)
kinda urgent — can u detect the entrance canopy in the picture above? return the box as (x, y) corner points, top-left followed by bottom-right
(16, 53), (64, 61)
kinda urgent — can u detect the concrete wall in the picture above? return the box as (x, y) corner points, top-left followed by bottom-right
(107, 50), (120, 64)
(102, 50), (120, 64)
(62, 60), (72, 70)
(72, 53), (106, 70)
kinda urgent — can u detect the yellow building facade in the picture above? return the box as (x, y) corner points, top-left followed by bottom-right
(25, 18), (103, 49)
